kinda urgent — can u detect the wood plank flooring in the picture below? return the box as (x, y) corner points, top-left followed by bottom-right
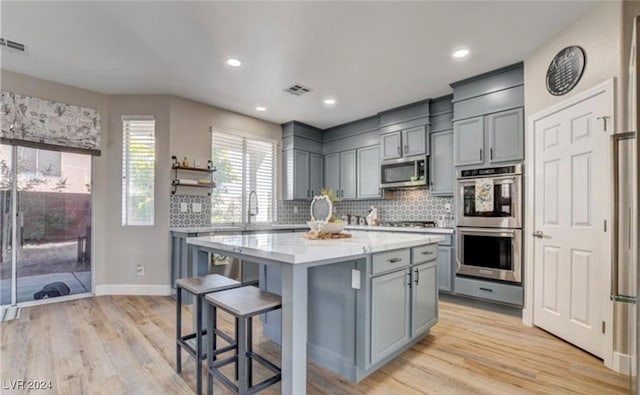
(0, 295), (628, 394)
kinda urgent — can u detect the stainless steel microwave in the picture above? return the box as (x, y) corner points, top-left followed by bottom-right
(380, 155), (428, 189)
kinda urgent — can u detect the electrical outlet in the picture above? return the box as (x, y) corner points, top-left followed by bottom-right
(293, 206), (298, 214)
(180, 203), (188, 212)
(351, 269), (361, 289)
(445, 203), (451, 213)
(136, 265), (144, 276)
(192, 203), (202, 213)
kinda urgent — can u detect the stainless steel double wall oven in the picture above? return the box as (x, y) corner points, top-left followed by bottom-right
(456, 164), (523, 283)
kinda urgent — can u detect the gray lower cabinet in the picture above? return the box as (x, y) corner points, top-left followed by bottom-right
(429, 129), (454, 196)
(370, 268), (411, 365)
(324, 152), (340, 195)
(309, 153), (323, 197)
(487, 107), (524, 163)
(357, 146), (381, 199)
(411, 261), (438, 336)
(453, 116), (484, 166)
(437, 246), (452, 292)
(339, 150), (357, 199)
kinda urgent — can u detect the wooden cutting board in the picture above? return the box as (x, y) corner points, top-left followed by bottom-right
(304, 231), (352, 240)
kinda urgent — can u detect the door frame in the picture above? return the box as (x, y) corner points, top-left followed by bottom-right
(523, 78), (615, 369)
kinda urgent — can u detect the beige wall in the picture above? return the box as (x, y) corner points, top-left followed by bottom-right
(1, 71), (281, 292)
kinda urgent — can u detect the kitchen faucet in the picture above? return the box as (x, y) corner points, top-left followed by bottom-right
(247, 190), (259, 224)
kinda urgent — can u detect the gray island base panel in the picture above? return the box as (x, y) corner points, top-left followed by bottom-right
(186, 231), (443, 395)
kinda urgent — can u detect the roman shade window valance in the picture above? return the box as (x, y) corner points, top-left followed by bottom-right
(0, 91), (102, 155)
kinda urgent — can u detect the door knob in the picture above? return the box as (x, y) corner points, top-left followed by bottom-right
(532, 231), (544, 238)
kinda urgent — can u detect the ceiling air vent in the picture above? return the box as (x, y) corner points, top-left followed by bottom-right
(284, 83), (313, 96)
(0, 38), (26, 53)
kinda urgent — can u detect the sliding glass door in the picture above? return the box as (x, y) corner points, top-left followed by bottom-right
(1, 143), (92, 306)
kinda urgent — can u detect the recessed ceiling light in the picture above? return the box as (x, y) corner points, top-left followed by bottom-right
(323, 98), (336, 105)
(452, 49), (470, 59)
(226, 58), (242, 67)
(256, 106), (267, 112)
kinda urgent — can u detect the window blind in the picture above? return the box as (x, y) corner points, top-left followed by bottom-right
(212, 131), (276, 224)
(122, 117), (155, 226)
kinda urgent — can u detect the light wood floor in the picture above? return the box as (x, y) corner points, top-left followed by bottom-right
(1, 295), (629, 394)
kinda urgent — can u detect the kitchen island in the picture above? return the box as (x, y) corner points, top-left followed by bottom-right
(186, 231), (443, 395)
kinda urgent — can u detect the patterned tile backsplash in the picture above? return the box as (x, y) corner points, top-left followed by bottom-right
(277, 189), (454, 224)
(170, 194), (212, 228)
(171, 189), (453, 227)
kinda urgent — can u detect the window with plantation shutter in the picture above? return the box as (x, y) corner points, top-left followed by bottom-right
(122, 117), (156, 226)
(212, 131), (276, 224)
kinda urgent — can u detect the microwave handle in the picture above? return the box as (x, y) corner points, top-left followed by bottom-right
(414, 161), (418, 179)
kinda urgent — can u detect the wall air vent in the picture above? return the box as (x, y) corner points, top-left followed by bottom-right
(284, 83), (313, 96)
(0, 38), (26, 53)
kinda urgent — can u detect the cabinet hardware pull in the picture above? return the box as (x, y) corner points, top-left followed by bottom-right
(397, 146), (401, 155)
(407, 271), (412, 288)
(479, 287), (494, 292)
(404, 145), (408, 154)
(421, 251), (434, 255)
(387, 258), (401, 263)
(414, 268), (420, 284)
(480, 149), (483, 161)
(490, 148), (494, 160)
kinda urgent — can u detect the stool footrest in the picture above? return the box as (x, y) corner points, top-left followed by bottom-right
(208, 360), (239, 393)
(210, 343), (237, 358)
(248, 351), (281, 375)
(248, 374), (282, 395)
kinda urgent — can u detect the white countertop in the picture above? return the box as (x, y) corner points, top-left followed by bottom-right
(171, 223), (454, 234)
(187, 230), (444, 264)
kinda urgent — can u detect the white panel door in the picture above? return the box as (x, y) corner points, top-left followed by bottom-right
(533, 88), (611, 358)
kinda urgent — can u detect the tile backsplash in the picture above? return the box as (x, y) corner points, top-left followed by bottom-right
(171, 189), (454, 227)
(277, 189), (453, 224)
(170, 194), (212, 228)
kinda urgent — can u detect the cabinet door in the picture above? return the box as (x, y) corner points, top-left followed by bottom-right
(339, 150), (357, 199)
(430, 130), (454, 196)
(411, 261), (438, 337)
(293, 150), (310, 199)
(371, 269), (411, 365)
(487, 107), (524, 163)
(309, 153), (323, 198)
(403, 126), (428, 156)
(324, 153), (340, 197)
(453, 116), (485, 166)
(381, 131), (402, 160)
(357, 146), (381, 199)
(437, 246), (452, 292)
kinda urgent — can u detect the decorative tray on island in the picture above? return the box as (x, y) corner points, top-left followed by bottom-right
(304, 230), (352, 240)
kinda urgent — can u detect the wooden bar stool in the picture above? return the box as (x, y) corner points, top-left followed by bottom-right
(176, 274), (242, 395)
(205, 286), (282, 395)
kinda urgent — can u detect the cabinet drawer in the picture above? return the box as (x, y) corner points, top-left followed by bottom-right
(411, 244), (438, 264)
(454, 276), (523, 306)
(372, 249), (410, 275)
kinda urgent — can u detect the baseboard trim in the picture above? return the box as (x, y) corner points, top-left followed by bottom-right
(95, 284), (172, 296)
(611, 351), (635, 374)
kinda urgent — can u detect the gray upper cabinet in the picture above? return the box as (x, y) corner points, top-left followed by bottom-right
(411, 261), (438, 337)
(453, 116), (484, 166)
(370, 269), (411, 365)
(487, 107), (524, 163)
(430, 130), (454, 196)
(293, 150), (310, 199)
(309, 153), (323, 197)
(339, 150), (357, 199)
(402, 126), (428, 157)
(357, 146), (381, 199)
(324, 153), (340, 195)
(381, 132), (402, 160)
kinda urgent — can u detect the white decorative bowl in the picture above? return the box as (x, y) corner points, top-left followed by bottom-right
(320, 222), (345, 234)
(306, 220), (319, 231)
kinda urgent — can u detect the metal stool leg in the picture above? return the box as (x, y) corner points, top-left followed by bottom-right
(235, 317), (239, 381)
(237, 317), (248, 394)
(247, 316), (253, 388)
(196, 295), (203, 395)
(207, 303), (215, 395)
(176, 287), (182, 374)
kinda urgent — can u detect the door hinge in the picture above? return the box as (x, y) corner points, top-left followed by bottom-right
(602, 321), (606, 334)
(604, 220), (607, 232)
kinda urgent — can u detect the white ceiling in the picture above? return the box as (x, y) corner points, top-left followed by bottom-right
(1, 1), (595, 129)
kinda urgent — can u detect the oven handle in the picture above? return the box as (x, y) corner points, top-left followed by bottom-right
(414, 161), (418, 180)
(456, 227), (519, 237)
